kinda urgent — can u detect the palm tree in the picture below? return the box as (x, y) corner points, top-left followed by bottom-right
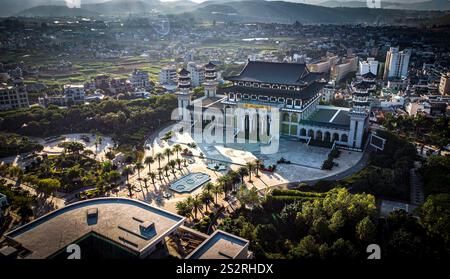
(155, 152), (164, 170)
(148, 171), (157, 189)
(237, 166), (248, 184)
(183, 159), (188, 168)
(173, 144), (182, 159)
(158, 169), (163, 181)
(163, 148), (173, 164)
(121, 166), (133, 185)
(212, 183), (223, 205)
(185, 196), (195, 219)
(144, 156), (154, 173)
(245, 162), (255, 183)
(191, 195), (204, 220)
(175, 158), (182, 170)
(175, 201), (191, 219)
(163, 165), (170, 178)
(135, 162), (144, 180)
(217, 175), (232, 196)
(254, 159), (262, 178)
(168, 160), (176, 176)
(126, 183), (133, 197)
(203, 182), (214, 194)
(200, 190), (213, 212)
(143, 178), (149, 190)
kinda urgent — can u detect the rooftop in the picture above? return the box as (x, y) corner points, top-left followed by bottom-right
(223, 81), (325, 100)
(301, 106), (351, 129)
(187, 230), (249, 259)
(5, 198), (185, 259)
(226, 60), (320, 86)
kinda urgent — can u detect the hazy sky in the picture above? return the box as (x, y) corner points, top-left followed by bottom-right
(158, 0), (430, 3)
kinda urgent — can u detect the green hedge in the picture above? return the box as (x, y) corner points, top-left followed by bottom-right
(271, 189), (325, 198)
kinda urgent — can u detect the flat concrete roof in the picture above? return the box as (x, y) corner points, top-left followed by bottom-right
(187, 230), (249, 259)
(302, 106), (351, 129)
(6, 198), (185, 259)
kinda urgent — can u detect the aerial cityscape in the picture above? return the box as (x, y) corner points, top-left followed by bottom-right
(0, 0), (449, 266)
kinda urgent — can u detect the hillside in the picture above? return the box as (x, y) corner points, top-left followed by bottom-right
(319, 0), (450, 10)
(184, 0), (444, 24)
(17, 5), (100, 17)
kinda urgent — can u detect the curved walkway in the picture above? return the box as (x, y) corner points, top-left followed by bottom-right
(262, 146), (371, 191)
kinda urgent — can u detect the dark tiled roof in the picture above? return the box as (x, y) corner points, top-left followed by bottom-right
(225, 61), (316, 86)
(179, 68), (190, 75)
(222, 81), (325, 101)
(362, 72), (377, 79)
(205, 61), (216, 68)
(353, 81), (375, 90)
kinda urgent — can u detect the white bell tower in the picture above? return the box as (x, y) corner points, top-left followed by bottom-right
(204, 61), (218, 98)
(176, 68), (192, 121)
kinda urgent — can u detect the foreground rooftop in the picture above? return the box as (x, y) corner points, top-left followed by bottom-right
(187, 230), (249, 259)
(5, 198), (185, 259)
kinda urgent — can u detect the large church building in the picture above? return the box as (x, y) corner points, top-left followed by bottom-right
(176, 60), (369, 150)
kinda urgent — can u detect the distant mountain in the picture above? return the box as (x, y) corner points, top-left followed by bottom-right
(317, 0), (450, 10)
(17, 5), (99, 17)
(317, 1), (367, 8)
(81, 0), (157, 15)
(183, 0), (443, 24)
(8, 0), (450, 22)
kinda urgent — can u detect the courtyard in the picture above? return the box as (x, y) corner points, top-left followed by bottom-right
(115, 123), (364, 214)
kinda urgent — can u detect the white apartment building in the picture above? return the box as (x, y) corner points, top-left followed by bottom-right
(130, 69), (151, 89)
(38, 84), (85, 107)
(159, 66), (177, 85)
(383, 47), (411, 80)
(359, 57), (379, 76)
(187, 62), (205, 88)
(63, 84), (85, 104)
(0, 79), (29, 111)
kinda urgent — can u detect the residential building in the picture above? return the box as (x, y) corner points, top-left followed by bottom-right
(159, 66), (177, 85)
(383, 47), (411, 80)
(187, 62), (205, 88)
(130, 69), (151, 89)
(38, 84), (85, 107)
(94, 75), (111, 90)
(359, 57), (378, 76)
(439, 72), (450, 95)
(0, 78), (29, 111)
(331, 57), (358, 83)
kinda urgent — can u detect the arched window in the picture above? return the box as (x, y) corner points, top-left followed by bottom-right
(324, 132), (331, 142)
(316, 130), (323, 140)
(333, 133), (339, 141)
(300, 128), (306, 136)
(341, 134), (348, 142)
(283, 113), (290, 122)
(291, 113), (299, 123)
